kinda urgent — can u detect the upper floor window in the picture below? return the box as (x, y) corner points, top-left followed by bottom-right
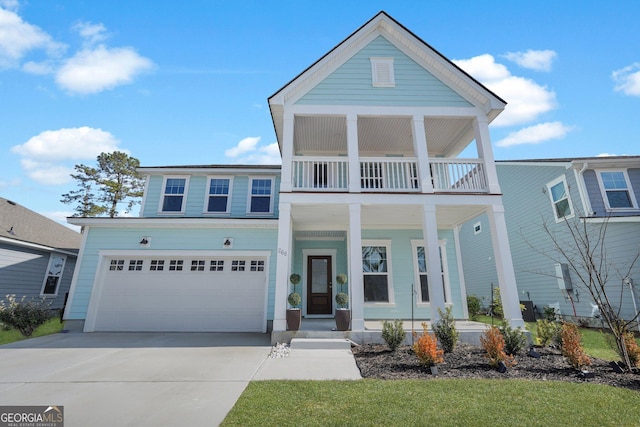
(206, 177), (231, 213)
(598, 171), (637, 210)
(41, 254), (66, 296)
(362, 241), (394, 304)
(547, 176), (574, 221)
(161, 177), (188, 213)
(249, 178), (273, 214)
(370, 57), (395, 87)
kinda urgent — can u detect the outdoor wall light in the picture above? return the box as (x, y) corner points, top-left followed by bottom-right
(139, 237), (150, 246)
(223, 238), (233, 248)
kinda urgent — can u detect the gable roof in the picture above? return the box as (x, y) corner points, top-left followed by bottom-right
(268, 11), (506, 146)
(0, 197), (81, 254)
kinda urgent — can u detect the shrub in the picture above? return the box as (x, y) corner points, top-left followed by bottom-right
(480, 326), (515, 368)
(381, 319), (406, 351)
(0, 294), (52, 337)
(466, 295), (482, 321)
(413, 323), (444, 367)
(432, 306), (459, 353)
(335, 292), (349, 309)
(560, 322), (591, 370)
(287, 292), (301, 308)
(623, 331), (640, 368)
(499, 323), (527, 355)
(543, 306), (558, 321)
(490, 287), (503, 319)
(536, 319), (562, 347)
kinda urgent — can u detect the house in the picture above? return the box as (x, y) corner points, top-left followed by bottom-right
(459, 156), (640, 323)
(0, 197), (80, 310)
(63, 11), (525, 337)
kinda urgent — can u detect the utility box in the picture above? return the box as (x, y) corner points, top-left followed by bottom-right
(555, 263), (573, 291)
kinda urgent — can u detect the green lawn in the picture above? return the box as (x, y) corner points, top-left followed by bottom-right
(222, 379), (640, 427)
(0, 317), (65, 345)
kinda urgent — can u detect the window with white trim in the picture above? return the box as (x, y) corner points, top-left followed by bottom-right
(41, 254), (66, 296)
(362, 242), (393, 303)
(109, 259), (124, 271)
(206, 177), (231, 213)
(128, 260), (143, 271)
(190, 260), (205, 271)
(413, 242), (450, 304)
(248, 178), (273, 213)
(250, 260), (265, 271)
(160, 177), (188, 213)
(150, 260), (164, 271)
(169, 260), (183, 271)
(547, 176), (574, 221)
(232, 260), (246, 271)
(210, 260), (224, 271)
(370, 57), (395, 87)
(597, 170), (637, 209)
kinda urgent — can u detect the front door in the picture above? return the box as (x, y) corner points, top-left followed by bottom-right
(307, 256), (332, 315)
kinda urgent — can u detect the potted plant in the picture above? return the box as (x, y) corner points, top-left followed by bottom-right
(334, 273), (350, 331)
(286, 273), (302, 331)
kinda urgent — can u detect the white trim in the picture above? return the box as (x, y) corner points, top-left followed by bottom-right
(584, 216), (640, 223)
(67, 217), (278, 228)
(362, 239), (395, 305)
(370, 57), (395, 87)
(546, 175), (575, 222)
(40, 253), (67, 297)
(302, 249), (338, 317)
(596, 169), (639, 211)
(410, 239), (451, 307)
(158, 175), (190, 214)
(203, 175), (233, 215)
(247, 176), (275, 215)
(0, 236), (78, 257)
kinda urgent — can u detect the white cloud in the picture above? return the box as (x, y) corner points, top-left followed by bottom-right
(11, 127), (123, 184)
(0, 6), (65, 68)
(0, 1), (19, 11)
(56, 45), (153, 94)
(503, 49), (557, 72)
(495, 121), (573, 147)
(612, 63), (640, 96)
(225, 137), (281, 164)
(454, 54), (557, 127)
(22, 59), (54, 74)
(73, 21), (108, 46)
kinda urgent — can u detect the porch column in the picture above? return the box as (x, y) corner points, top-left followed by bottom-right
(422, 204), (445, 322)
(280, 112), (294, 192)
(346, 114), (361, 193)
(412, 115), (434, 193)
(273, 202), (293, 331)
(473, 117), (501, 194)
(348, 203), (365, 331)
(486, 203), (525, 328)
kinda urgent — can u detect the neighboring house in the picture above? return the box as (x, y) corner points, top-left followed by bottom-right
(0, 197), (80, 310)
(460, 156), (640, 323)
(64, 11), (525, 334)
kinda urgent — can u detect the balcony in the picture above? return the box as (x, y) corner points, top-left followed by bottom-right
(291, 157), (489, 193)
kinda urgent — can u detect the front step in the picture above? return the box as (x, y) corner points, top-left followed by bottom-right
(290, 338), (352, 350)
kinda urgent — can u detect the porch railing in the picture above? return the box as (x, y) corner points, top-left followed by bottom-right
(291, 156), (489, 193)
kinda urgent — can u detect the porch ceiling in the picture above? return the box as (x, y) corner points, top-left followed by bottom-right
(292, 116), (475, 157)
(290, 203), (486, 230)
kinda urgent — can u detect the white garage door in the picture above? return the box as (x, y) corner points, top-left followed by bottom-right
(92, 256), (267, 332)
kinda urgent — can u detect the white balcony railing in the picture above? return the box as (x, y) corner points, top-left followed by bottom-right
(291, 156), (489, 193)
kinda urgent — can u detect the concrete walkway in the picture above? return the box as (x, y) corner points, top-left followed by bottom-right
(0, 332), (361, 427)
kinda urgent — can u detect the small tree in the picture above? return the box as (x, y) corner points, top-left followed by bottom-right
(381, 319), (406, 351)
(432, 306), (459, 353)
(0, 295), (52, 337)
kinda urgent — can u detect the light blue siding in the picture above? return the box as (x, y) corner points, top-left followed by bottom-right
(66, 226), (278, 320)
(297, 36), (472, 107)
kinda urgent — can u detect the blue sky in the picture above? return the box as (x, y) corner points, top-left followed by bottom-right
(1, 0), (639, 226)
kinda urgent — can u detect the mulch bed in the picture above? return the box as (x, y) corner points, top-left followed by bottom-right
(352, 343), (640, 391)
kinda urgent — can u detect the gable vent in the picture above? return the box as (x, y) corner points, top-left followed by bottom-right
(370, 57), (395, 87)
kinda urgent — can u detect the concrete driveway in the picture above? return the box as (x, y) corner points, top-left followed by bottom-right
(0, 332), (272, 427)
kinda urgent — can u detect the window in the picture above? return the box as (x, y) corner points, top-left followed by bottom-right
(150, 260), (164, 271)
(232, 260), (246, 271)
(161, 177), (187, 213)
(370, 57), (395, 87)
(547, 177), (573, 221)
(206, 177), (231, 213)
(362, 243), (393, 303)
(598, 171), (636, 209)
(41, 254), (66, 296)
(249, 178), (273, 213)
(169, 260), (183, 271)
(413, 243), (450, 304)
(128, 260), (143, 271)
(210, 260), (224, 271)
(190, 260), (205, 271)
(109, 259), (124, 271)
(250, 260), (265, 271)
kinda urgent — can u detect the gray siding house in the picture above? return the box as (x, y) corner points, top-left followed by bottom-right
(460, 156), (640, 323)
(0, 197), (81, 310)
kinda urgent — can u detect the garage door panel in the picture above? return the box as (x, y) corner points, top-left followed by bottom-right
(92, 256), (267, 332)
